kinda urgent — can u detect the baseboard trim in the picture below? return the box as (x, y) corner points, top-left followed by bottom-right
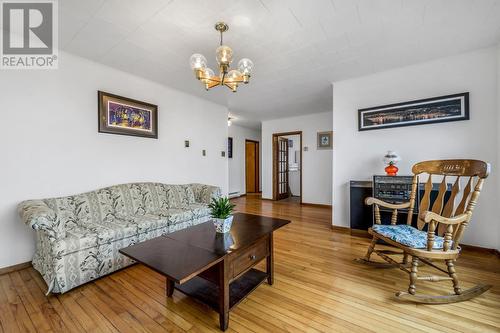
(331, 226), (500, 256)
(330, 225), (351, 234)
(301, 202), (332, 208)
(460, 244), (500, 258)
(0, 261), (32, 276)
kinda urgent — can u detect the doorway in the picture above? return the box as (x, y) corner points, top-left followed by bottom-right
(245, 140), (260, 193)
(272, 131), (302, 202)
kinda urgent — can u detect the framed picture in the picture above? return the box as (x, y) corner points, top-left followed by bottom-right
(228, 137), (233, 158)
(317, 131), (333, 150)
(98, 91), (158, 138)
(358, 92), (469, 131)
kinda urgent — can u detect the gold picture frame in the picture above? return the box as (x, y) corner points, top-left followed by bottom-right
(317, 131), (333, 150)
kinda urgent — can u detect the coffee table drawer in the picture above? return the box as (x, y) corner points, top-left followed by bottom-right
(230, 237), (269, 279)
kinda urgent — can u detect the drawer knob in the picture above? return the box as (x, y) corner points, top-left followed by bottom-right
(249, 254), (256, 260)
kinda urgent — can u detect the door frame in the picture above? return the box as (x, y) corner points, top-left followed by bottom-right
(245, 139), (260, 194)
(272, 131), (302, 202)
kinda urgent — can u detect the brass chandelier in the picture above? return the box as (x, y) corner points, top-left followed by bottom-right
(189, 22), (253, 92)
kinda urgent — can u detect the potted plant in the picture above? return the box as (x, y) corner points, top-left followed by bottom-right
(208, 197), (236, 233)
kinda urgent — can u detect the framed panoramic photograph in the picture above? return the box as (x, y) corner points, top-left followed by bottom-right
(98, 91), (158, 138)
(358, 92), (469, 131)
(317, 131), (333, 150)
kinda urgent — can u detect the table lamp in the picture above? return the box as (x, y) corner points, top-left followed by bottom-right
(383, 151), (401, 176)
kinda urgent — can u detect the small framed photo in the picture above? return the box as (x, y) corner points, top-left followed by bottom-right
(317, 131), (333, 150)
(98, 91), (158, 139)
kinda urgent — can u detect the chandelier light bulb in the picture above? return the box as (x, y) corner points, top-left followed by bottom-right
(202, 68), (215, 83)
(227, 69), (242, 80)
(189, 53), (207, 70)
(237, 58), (254, 75)
(216, 45), (233, 65)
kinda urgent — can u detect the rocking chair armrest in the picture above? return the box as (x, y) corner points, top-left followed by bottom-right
(419, 211), (471, 225)
(364, 197), (411, 210)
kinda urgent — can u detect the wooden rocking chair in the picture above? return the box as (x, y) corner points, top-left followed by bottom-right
(356, 159), (491, 304)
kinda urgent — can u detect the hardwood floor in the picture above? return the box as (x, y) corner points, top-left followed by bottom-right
(1, 194), (499, 332)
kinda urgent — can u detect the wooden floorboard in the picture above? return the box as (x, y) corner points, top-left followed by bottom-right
(1, 193), (499, 332)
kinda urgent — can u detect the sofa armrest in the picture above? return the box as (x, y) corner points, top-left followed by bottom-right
(18, 200), (65, 239)
(190, 184), (222, 205)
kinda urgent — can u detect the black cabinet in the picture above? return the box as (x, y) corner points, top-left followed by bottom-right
(350, 178), (451, 231)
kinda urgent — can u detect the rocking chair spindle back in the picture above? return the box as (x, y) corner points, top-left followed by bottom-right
(356, 159), (491, 304)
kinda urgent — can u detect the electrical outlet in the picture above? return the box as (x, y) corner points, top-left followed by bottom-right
(221, 151), (226, 157)
(184, 140), (190, 148)
(304, 146), (309, 151)
(202, 149), (206, 156)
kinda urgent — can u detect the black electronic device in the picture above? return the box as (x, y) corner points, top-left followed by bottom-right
(373, 175), (415, 207)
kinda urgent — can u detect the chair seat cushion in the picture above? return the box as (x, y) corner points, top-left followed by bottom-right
(372, 224), (451, 249)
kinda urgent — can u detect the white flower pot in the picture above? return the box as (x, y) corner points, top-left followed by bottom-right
(212, 215), (234, 233)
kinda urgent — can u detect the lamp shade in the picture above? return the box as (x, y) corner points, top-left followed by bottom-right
(227, 69), (242, 80)
(201, 68), (215, 83)
(237, 58), (254, 75)
(189, 53), (207, 70)
(216, 45), (233, 65)
(383, 151), (401, 165)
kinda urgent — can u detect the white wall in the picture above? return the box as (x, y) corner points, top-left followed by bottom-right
(0, 51), (229, 269)
(262, 112), (333, 205)
(332, 47), (499, 249)
(228, 124), (261, 195)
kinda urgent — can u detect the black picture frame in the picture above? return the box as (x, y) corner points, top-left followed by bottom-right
(98, 91), (158, 139)
(228, 137), (233, 158)
(358, 92), (469, 131)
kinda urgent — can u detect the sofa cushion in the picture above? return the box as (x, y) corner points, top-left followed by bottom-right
(371, 224), (450, 249)
(84, 220), (138, 244)
(183, 203), (211, 219)
(124, 183), (157, 215)
(95, 186), (127, 220)
(155, 184), (194, 209)
(158, 208), (194, 224)
(127, 214), (170, 233)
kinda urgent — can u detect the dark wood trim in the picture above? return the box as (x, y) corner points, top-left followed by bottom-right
(330, 225), (350, 234)
(272, 131), (302, 203)
(301, 202), (332, 208)
(460, 244), (500, 258)
(245, 139), (260, 194)
(0, 261), (31, 276)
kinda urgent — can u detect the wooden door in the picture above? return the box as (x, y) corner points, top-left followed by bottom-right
(277, 137), (289, 200)
(245, 140), (259, 193)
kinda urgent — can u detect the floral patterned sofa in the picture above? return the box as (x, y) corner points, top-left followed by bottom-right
(18, 182), (221, 294)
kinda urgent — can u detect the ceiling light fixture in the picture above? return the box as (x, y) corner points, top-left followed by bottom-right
(189, 22), (253, 93)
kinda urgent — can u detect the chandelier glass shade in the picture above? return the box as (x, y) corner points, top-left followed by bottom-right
(189, 22), (253, 92)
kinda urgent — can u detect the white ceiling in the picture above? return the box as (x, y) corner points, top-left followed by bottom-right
(60, 0), (500, 128)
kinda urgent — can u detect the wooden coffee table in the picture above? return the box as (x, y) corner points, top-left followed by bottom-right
(119, 212), (290, 331)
